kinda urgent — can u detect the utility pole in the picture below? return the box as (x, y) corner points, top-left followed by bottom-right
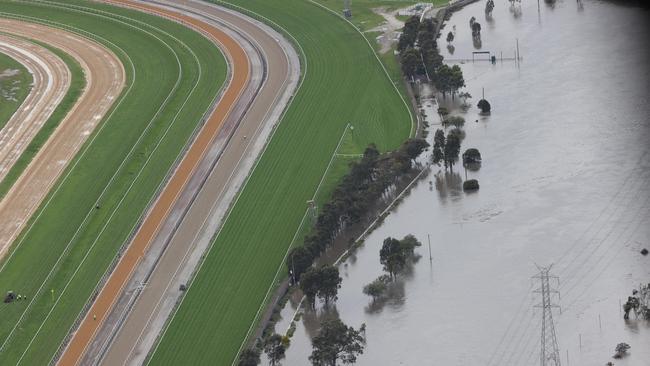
(533, 264), (562, 366)
(427, 234), (432, 262)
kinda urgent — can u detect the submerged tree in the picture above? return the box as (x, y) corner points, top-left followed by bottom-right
(444, 132), (461, 170)
(446, 31), (454, 43)
(238, 348), (261, 366)
(362, 275), (391, 301)
(309, 319), (366, 366)
(264, 334), (286, 366)
(300, 265), (342, 308)
(477, 98), (491, 113)
(432, 129), (445, 166)
(379, 236), (422, 278)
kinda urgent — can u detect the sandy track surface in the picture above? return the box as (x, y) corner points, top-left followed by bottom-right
(0, 19), (125, 261)
(0, 34), (70, 183)
(56, 0), (300, 365)
(55, 0), (250, 364)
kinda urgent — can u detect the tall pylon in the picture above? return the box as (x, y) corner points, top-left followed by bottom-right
(533, 264), (561, 366)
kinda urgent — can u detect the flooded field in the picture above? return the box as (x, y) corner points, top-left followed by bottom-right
(271, 0), (650, 365)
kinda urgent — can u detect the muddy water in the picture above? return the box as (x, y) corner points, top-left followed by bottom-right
(271, 1), (650, 365)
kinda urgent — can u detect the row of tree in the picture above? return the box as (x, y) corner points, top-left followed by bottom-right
(432, 129), (461, 170)
(398, 17), (466, 99)
(241, 304), (365, 366)
(287, 138), (428, 284)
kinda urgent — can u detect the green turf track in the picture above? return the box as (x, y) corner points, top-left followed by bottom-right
(0, 0), (225, 364)
(148, 1), (412, 364)
(0, 39), (86, 200)
(0, 51), (32, 131)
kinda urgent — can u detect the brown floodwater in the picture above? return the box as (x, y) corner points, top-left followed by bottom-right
(267, 0), (650, 365)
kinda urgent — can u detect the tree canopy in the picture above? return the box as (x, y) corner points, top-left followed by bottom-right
(264, 334), (286, 366)
(379, 235), (422, 278)
(238, 348), (261, 366)
(300, 265), (342, 308)
(309, 319), (366, 366)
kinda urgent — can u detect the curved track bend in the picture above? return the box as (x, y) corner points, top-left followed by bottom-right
(0, 19), (125, 261)
(56, 0), (299, 365)
(0, 34), (70, 185)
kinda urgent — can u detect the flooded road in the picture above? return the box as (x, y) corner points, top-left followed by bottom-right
(272, 0), (650, 365)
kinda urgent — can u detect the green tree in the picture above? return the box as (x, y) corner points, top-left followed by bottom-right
(238, 348), (261, 366)
(362, 275), (390, 301)
(400, 234), (422, 256)
(380, 237), (405, 278)
(446, 31), (454, 43)
(432, 129), (445, 166)
(300, 267), (322, 308)
(287, 246), (313, 283)
(477, 98), (491, 113)
(402, 138), (429, 161)
(449, 65), (465, 99)
(434, 64), (452, 98)
(309, 319), (366, 366)
(318, 265), (342, 305)
(400, 48), (421, 78)
(264, 334), (286, 366)
(444, 132), (461, 170)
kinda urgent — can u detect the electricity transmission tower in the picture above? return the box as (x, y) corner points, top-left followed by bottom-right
(533, 265), (561, 366)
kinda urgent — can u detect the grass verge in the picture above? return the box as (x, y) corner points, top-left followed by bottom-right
(148, 0), (411, 364)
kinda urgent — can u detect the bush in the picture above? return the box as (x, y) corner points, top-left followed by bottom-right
(641, 248), (648, 255)
(362, 275), (391, 300)
(449, 127), (465, 141)
(477, 99), (491, 113)
(443, 115), (465, 127)
(462, 148), (481, 163)
(463, 179), (480, 191)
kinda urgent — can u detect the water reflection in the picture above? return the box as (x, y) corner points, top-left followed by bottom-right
(434, 171), (462, 202)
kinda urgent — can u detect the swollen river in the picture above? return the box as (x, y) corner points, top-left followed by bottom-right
(272, 0), (650, 365)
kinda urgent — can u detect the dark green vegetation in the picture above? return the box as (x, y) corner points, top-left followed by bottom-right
(379, 235), (421, 278)
(432, 129), (462, 170)
(263, 334), (287, 366)
(362, 274), (390, 301)
(300, 265), (342, 308)
(238, 348), (262, 366)
(286, 140), (427, 283)
(0, 1), (225, 363)
(398, 17), (466, 99)
(478, 98), (491, 113)
(463, 179), (480, 191)
(309, 318), (366, 366)
(0, 51), (31, 130)
(149, 0), (413, 364)
(0, 40), (86, 199)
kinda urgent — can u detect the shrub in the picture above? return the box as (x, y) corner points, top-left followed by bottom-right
(463, 179), (480, 191)
(443, 115), (465, 127)
(477, 99), (491, 113)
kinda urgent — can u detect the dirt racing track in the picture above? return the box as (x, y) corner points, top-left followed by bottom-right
(0, 19), (125, 261)
(0, 34), (69, 184)
(54, 0), (299, 365)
